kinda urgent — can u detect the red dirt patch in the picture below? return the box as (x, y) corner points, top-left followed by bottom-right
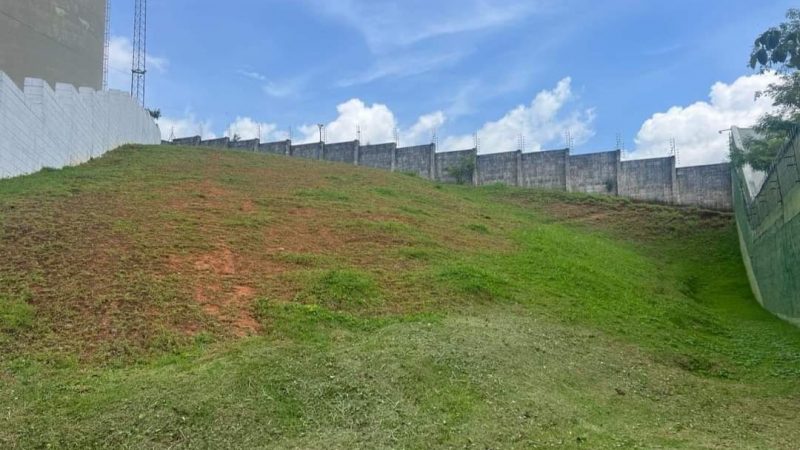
(240, 199), (255, 213)
(195, 246), (236, 275)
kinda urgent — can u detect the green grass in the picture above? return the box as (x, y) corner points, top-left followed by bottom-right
(0, 145), (799, 448)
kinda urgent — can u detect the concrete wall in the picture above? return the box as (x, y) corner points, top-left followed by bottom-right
(323, 141), (358, 164)
(164, 134), (733, 210)
(618, 156), (676, 203)
(477, 150), (519, 186)
(732, 128), (800, 325)
(0, 71), (159, 179)
(291, 142), (323, 160)
(199, 137), (230, 148)
(229, 139), (258, 151)
(569, 150), (620, 195)
(521, 149), (568, 190)
(173, 136), (201, 146)
(0, 0), (106, 90)
(258, 140), (290, 155)
(396, 144), (434, 178)
(435, 149), (477, 184)
(359, 143), (395, 170)
(676, 163), (732, 210)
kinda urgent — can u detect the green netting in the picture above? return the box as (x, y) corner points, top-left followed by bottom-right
(732, 127), (800, 324)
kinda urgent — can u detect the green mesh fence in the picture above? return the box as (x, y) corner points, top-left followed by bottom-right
(732, 126), (800, 325)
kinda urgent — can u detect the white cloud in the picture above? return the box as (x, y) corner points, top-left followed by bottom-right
(236, 69), (306, 98)
(159, 77), (593, 153)
(337, 50), (467, 87)
(157, 114), (215, 141)
(224, 117), (288, 141)
(632, 72), (781, 166)
(296, 99), (445, 146)
(107, 36), (168, 90)
(406, 111), (446, 145)
(306, 0), (546, 53)
(297, 99), (397, 144)
(236, 70), (267, 82)
(444, 77), (595, 153)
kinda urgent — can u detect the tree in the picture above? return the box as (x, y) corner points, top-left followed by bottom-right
(734, 9), (800, 171)
(147, 108), (161, 120)
(445, 155), (476, 185)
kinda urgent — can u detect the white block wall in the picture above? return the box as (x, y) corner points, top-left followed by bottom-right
(0, 71), (160, 179)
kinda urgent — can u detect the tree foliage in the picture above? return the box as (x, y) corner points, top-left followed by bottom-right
(446, 155), (476, 185)
(734, 9), (800, 170)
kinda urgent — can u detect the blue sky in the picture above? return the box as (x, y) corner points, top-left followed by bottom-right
(107, 0), (794, 166)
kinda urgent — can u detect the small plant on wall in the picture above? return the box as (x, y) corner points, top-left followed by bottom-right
(446, 155), (476, 185)
(604, 178), (616, 193)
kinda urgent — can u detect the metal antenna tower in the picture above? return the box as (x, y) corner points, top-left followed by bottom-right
(131, 0), (147, 106)
(102, 0), (110, 90)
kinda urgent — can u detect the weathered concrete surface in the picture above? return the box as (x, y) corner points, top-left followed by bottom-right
(732, 127), (800, 325)
(396, 144), (434, 178)
(199, 137), (230, 148)
(677, 162), (732, 210)
(436, 149), (477, 184)
(172, 136), (201, 146)
(521, 149), (568, 190)
(618, 156), (675, 203)
(323, 141), (358, 164)
(0, 71), (159, 179)
(229, 138), (259, 151)
(0, 1), (106, 90)
(291, 142), (323, 160)
(569, 150), (620, 195)
(477, 151), (519, 186)
(258, 140), (290, 155)
(359, 143), (395, 170)
(165, 135), (734, 210)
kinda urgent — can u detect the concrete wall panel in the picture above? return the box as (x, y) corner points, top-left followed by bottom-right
(569, 150), (620, 195)
(477, 151), (519, 186)
(521, 149), (568, 190)
(0, 71), (160, 179)
(618, 156), (675, 203)
(199, 137), (230, 148)
(172, 136), (201, 146)
(359, 143), (395, 170)
(229, 139), (259, 151)
(258, 140), (290, 155)
(677, 163), (732, 210)
(291, 142), (323, 160)
(323, 141), (358, 164)
(435, 149), (477, 184)
(396, 144), (434, 178)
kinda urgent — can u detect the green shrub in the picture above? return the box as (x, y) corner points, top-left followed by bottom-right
(446, 155), (476, 185)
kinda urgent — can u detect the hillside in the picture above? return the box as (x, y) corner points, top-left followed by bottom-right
(1, 145), (799, 449)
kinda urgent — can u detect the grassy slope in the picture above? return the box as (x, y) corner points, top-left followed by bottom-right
(1, 145), (799, 449)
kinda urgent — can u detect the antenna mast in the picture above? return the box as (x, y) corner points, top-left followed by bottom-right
(102, 0), (110, 90)
(131, 0), (147, 106)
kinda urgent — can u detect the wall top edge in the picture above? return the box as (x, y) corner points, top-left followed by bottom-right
(676, 162), (732, 171)
(620, 155), (676, 164)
